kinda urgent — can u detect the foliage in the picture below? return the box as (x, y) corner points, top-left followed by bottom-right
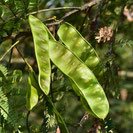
(0, 0), (133, 133)
(0, 64), (25, 132)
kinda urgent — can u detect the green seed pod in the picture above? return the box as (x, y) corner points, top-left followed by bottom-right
(29, 15), (51, 95)
(28, 15), (109, 119)
(26, 72), (38, 110)
(58, 22), (104, 78)
(49, 40), (109, 119)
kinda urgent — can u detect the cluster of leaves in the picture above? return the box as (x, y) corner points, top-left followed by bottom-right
(0, 0), (38, 38)
(0, 64), (26, 132)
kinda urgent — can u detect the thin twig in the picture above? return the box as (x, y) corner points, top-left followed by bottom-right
(16, 47), (33, 71)
(1, 0), (98, 27)
(80, 8), (91, 33)
(46, 1), (97, 26)
(8, 46), (13, 68)
(26, 111), (31, 133)
(28, 0), (97, 16)
(27, 6), (81, 15)
(0, 41), (20, 62)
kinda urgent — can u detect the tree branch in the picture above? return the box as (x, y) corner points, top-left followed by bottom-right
(0, 41), (20, 62)
(46, 0), (97, 26)
(27, 6), (81, 16)
(26, 111), (31, 133)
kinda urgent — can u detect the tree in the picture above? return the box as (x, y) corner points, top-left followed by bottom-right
(0, 0), (133, 132)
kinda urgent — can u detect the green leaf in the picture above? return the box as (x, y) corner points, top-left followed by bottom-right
(0, 88), (9, 120)
(28, 0), (38, 11)
(11, 70), (22, 83)
(26, 72), (38, 110)
(57, 22), (104, 78)
(14, 0), (24, 13)
(0, 64), (8, 77)
(29, 15), (51, 95)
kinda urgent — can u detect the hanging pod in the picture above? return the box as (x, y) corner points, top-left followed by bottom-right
(29, 15), (51, 95)
(57, 22), (105, 78)
(26, 71), (39, 110)
(45, 21), (109, 119)
(29, 15), (109, 119)
(48, 40), (109, 119)
(29, 15), (69, 133)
